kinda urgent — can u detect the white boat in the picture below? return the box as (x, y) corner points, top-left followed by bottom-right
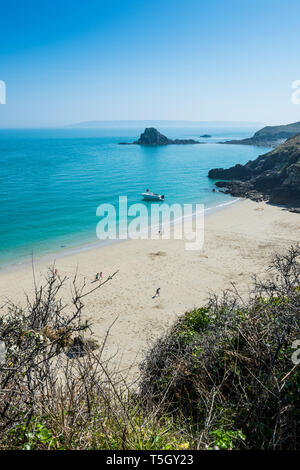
(142, 191), (165, 201)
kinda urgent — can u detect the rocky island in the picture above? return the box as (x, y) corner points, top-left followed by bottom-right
(119, 127), (201, 146)
(209, 133), (300, 211)
(220, 121), (300, 148)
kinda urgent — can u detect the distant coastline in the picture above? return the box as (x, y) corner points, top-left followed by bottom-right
(66, 120), (264, 129)
(219, 120), (300, 148)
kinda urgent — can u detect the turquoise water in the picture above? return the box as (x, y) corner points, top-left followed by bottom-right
(0, 127), (270, 267)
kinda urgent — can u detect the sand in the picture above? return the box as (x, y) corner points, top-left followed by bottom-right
(0, 199), (299, 380)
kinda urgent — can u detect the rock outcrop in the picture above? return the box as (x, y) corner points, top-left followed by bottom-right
(119, 128), (201, 146)
(220, 121), (300, 148)
(209, 134), (300, 210)
(134, 128), (171, 145)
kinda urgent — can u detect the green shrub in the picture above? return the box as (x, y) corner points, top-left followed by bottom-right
(139, 245), (300, 449)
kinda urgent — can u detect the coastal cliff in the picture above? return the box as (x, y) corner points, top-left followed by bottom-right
(119, 127), (201, 146)
(209, 134), (300, 210)
(220, 121), (300, 148)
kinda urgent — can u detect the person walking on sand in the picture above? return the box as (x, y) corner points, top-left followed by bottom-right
(95, 273), (99, 281)
(152, 287), (161, 299)
(99, 272), (103, 281)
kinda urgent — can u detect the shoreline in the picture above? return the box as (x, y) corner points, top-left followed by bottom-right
(0, 198), (299, 378)
(0, 196), (240, 274)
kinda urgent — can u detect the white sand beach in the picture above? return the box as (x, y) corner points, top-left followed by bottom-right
(0, 199), (299, 378)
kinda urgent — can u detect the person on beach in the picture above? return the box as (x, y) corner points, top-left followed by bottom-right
(99, 272), (103, 281)
(152, 287), (161, 299)
(95, 273), (99, 281)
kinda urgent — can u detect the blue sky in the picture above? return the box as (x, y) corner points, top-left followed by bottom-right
(0, 0), (300, 127)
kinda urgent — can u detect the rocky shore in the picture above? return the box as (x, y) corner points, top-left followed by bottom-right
(209, 134), (300, 212)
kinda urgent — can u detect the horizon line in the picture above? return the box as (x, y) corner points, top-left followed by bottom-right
(0, 120), (266, 130)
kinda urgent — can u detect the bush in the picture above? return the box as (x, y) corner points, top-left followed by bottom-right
(139, 245), (300, 450)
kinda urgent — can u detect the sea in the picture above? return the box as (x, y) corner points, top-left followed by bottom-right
(0, 126), (271, 268)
